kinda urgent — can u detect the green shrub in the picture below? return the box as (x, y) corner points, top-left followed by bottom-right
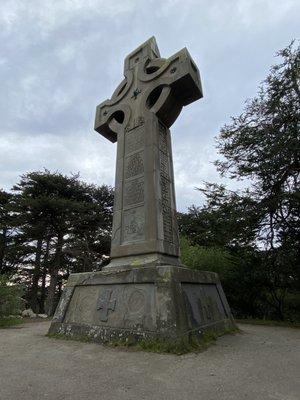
(0, 275), (23, 317)
(180, 236), (235, 277)
(0, 316), (23, 328)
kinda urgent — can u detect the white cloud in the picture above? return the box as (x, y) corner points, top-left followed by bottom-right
(0, 0), (299, 210)
(0, 130), (116, 190)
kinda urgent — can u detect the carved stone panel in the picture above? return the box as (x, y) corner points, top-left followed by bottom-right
(64, 283), (156, 331)
(97, 289), (116, 322)
(160, 151), (169, 179)
(125, 126), (144, 155)
(125, 151), (144, 179)
(160, 174), (173, 243)
(159, 123), (168, 155)
(162, 206), (173, 243)
(182, 283), (227, 329)
(123, 206), (145, 243)
(123, 285), (153, 328)
(124, 177), (144, 206)
(64, 285), (100, 325)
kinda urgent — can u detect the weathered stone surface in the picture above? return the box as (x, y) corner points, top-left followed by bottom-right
(49, 37), (235, 344)
(64, 283), (156, 331)
(52, 287), (74, 323)
(49, 265), (235, 342)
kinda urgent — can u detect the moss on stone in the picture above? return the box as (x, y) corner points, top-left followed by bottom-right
(136, 329), (237, 354)
(47, 327), (238, 355)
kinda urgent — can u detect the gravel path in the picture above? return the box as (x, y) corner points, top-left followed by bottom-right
(0, 321), (299, 400)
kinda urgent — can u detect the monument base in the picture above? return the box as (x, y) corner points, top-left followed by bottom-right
(48, 265), (236, 345)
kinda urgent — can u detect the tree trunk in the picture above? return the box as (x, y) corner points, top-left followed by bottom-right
(40, 236), (50, 313)
(0, 227), (7, 274)
(46, 234), (63, 316)
(29, 237), (43, 313)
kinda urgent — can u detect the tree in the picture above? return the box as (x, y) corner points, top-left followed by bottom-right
(216, 41), (300, 253)
(11, 171), (114, 315)
(0, 190), (13, 275)
(65, 184), (114, 273)
(215, 42), (300, 320)
(179, 42), (300, 321)
(178, 183), (259, 248)
(0, 190), (26, 277)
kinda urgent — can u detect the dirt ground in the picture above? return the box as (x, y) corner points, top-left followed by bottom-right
(0, 321), (299, 400)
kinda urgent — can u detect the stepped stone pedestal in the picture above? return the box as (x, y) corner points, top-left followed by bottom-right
(49, 265), (235, 343)
(49, 37), (235, 344)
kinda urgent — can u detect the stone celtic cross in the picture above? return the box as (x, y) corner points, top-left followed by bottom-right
(50, 38), (235, 344)
(94, 37), (202, 268)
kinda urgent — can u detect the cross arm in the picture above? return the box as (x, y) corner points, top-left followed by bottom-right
(94, 71), (133, 142)
(139, 48), (203, 127)
(94, 37), (160, 142)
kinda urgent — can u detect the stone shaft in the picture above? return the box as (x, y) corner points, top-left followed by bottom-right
(111, 114), (179, 262)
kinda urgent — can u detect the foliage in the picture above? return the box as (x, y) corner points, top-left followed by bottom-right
(179, 42), (300, 321)
(0, 316), (23, 328)
(0, 170), (114, 316)
(216, 41), (300, 253)
(0, 189), (24, 276)
(180, 236), (235, 277)
(178, 186), (259, 248)
(215, 42), (300, 320)
(0, 275), (23, 317)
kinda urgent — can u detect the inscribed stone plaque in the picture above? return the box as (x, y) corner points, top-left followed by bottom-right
(125, 151), (144, 179)
(125, 127), (144, 154)
(124, 177), (144, 206)
(123, 206), (145, 243)
(182, 284), (227, 328)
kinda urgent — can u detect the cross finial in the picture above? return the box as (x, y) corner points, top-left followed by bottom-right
(94, 36), (202, 143)
(123, 36), (161, 71)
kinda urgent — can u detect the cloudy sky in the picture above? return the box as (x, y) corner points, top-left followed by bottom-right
(0, 0), (299, 211)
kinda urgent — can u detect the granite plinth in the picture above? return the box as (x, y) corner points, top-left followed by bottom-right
(48, 265), (235, 344)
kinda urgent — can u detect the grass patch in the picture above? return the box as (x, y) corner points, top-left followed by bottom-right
(0, 316), (23, 328)
(137, 333), (214, 355)
(236, 318), (300, 328)
(47, 332), (92, 343)
(47, 328), (238, 355)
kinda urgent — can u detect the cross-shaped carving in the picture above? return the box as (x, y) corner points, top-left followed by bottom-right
(97, 289), (116, 322)
(94, 37), (203, 268)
